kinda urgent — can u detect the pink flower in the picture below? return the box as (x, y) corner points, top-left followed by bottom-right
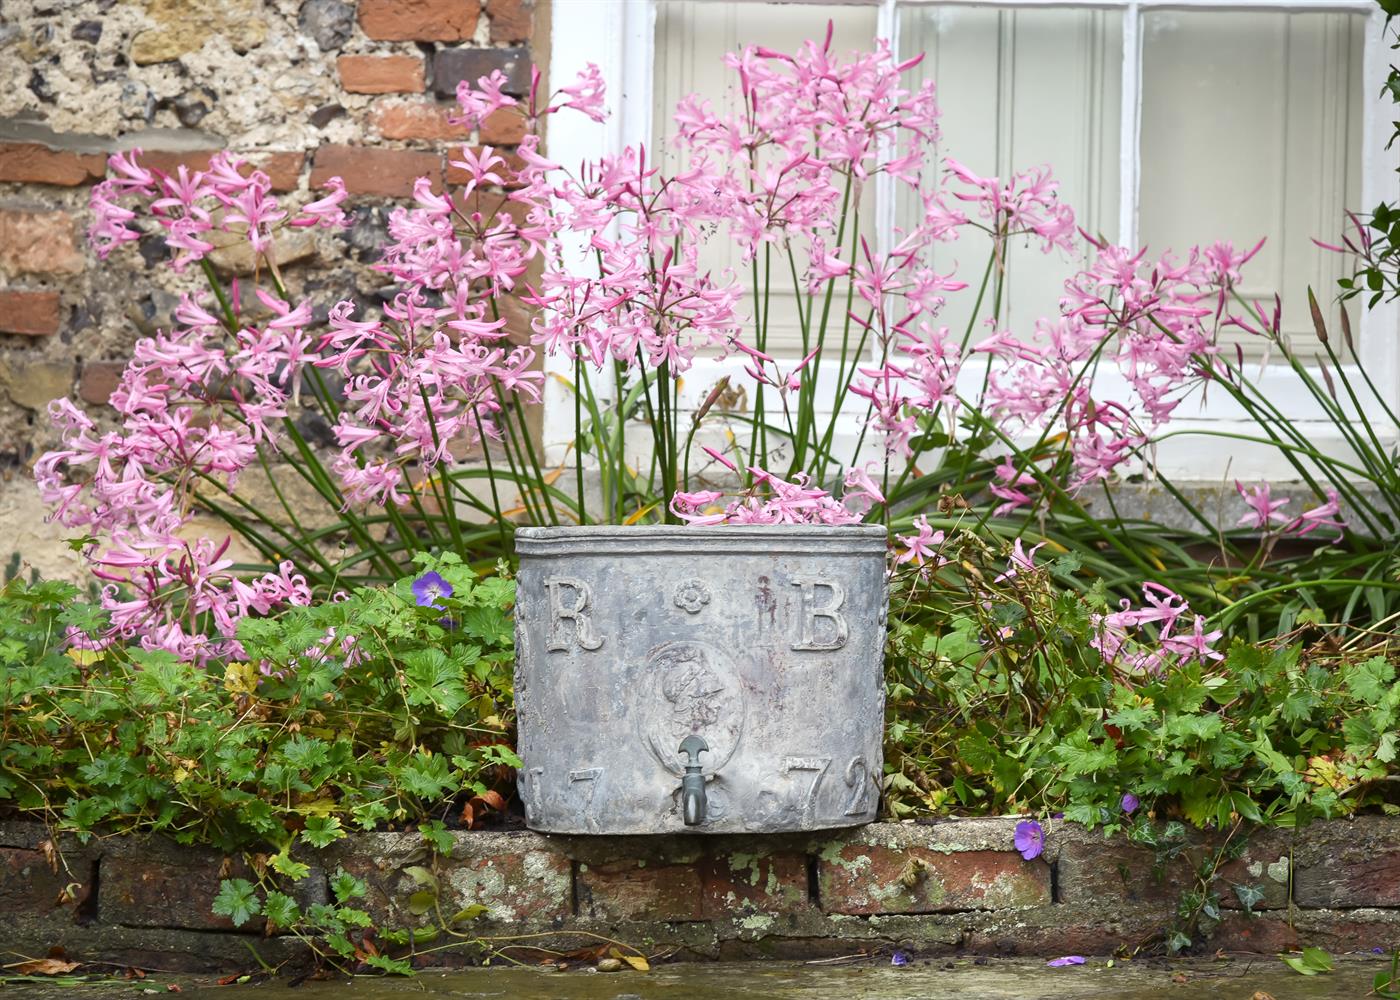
(1236, 481), (1290, 530)
(994, 538), (1045, 582)
(555, 63), (607, 123)
(894, 515), (946, 569)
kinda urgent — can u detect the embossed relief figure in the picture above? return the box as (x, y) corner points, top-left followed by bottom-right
(657, 645), (725, 739)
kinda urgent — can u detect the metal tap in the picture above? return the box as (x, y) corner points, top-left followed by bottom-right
(678, 735), (709, 826)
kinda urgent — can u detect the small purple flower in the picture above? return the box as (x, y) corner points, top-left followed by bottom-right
(1047, 956), (1085, 968)
(412, 571), (453, 610)
(1014, 820), (1044, 861)
(1121, 793), (1140, 815)
(891, 951), (909, 967)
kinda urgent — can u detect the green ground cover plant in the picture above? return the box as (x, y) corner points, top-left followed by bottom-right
(0, 554), (516, 852)
(883, 528), (1400, 829)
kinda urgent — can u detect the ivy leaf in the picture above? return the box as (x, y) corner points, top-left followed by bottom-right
(1233, 883), (1265, 915)
(212, 878), (261, 928)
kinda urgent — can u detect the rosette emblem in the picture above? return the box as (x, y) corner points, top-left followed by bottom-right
(672, 579), (711, 614)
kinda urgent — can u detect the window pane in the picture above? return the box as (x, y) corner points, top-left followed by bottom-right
(897, 6), (1122, 336)
(1140, 10), (1363, 350)
(653, 2), (879, 356)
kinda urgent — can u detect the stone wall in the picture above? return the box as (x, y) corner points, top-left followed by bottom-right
(0, 0), (542, 580)
(5, 817), (1398, 972)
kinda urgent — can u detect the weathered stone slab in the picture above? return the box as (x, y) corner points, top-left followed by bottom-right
(963, 903), (1166, 956)
(1055, 824), (1293, 910)
(100, 836), (323, 932)
(1294, 817), (1400, 908)
(0, 846), (88, 917)
(323, 830), (572, 928)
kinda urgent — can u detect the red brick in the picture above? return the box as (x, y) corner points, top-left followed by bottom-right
(337, 54), (425, 94)
(488, 0), (532, 43)
(0, 289), (62, 336)
(481, 107), (526, 145)
(371, 100), (471, 142)
(254, 151), (305, 192)
(497, 289), (535, 345)
(0, 143), (105, 185)
(576, 861), (703, 922)
(135, 148), (221, 176)
(445, 147), (525, 188)
(700, 853), (811, 916)
(1211, 913), (1300, 954)
(79, 361), (126, 406)
(818, 846), (1050, 915)
(359, 0), (480, 41)
(0, 210), (84, 277)
(309, 144), (442, 198)
(120, 150), (301, 191)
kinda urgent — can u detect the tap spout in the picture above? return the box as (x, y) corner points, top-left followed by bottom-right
(677, 735), (709, 826)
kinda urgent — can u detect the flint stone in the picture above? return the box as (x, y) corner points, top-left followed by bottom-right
(299, 0), (355, 51)
(514, 525), (888, 835)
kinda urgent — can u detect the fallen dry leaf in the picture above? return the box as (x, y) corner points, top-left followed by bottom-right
(478, 789), (506, 812)
(10, 958), (80, 976)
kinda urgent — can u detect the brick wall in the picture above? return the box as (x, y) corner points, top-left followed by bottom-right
(5, 818), (1399, 972)
(0, 0), (543, 579)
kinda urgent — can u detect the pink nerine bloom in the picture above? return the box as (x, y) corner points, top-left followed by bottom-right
(895, 515), (947, 569)
(1091, 582), (1221, 672)
(1236, 481), (1290, 529)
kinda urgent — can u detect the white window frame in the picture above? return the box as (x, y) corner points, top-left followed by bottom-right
(546, 0), (1400, 482)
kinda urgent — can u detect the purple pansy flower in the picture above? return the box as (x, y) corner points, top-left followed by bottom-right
(1121, 792), (1140, 815)
(412, 571), (454, 610)
(891, 951), (909, 967)
(1047, 956), (1086, 967)
(1014, 820), (1044, 860)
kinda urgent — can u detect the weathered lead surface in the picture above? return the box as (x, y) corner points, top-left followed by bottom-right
(514, 525), (889, 835)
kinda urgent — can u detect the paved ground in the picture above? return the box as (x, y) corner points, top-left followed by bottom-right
(1, 956), (1388, 1000)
